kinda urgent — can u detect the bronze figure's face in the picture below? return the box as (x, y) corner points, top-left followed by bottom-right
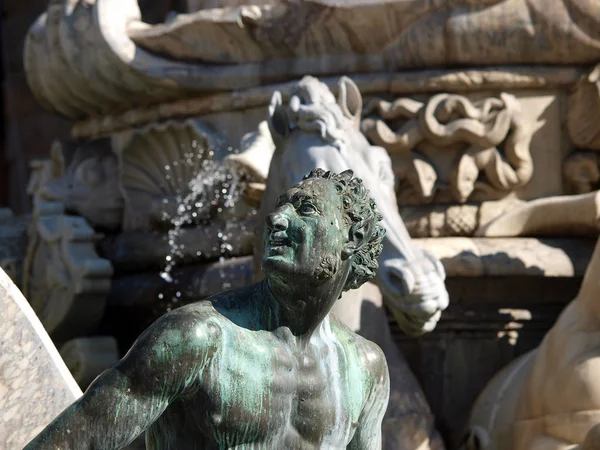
(262, 177), (346, 283)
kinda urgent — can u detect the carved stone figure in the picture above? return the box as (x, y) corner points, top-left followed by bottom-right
(23, 212), (113, 343)
(23, 0), (600, 117)
(475, 191), (600, 238)
(25, 169), (390, 449)
(462, 229), (600, 450)
(24, 154), (114, 342)
(38, 139), (123, 230)
(361, 93), (540, 204)
(253, 75), (448, 449)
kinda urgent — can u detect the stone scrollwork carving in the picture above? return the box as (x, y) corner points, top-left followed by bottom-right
(24, 157), (114, 342)
(23, 210), (113, 343)
(361, 93), (540, 205)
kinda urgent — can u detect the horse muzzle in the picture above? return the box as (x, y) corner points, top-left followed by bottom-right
(376, 259), (450, 335)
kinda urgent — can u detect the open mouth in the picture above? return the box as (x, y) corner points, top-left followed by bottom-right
(268, 231), (290, 248)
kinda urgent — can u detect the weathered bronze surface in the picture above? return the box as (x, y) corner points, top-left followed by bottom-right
(25, 169), (389, 449)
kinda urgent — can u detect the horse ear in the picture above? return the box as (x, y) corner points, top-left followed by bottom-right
(268, 91), (290, 142)
(337, 76), (362, 127)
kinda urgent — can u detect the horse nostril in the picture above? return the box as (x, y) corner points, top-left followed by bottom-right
(384, 264), (416, 297)
(438, 291), (450, 311)
(388, 267), (404, 283)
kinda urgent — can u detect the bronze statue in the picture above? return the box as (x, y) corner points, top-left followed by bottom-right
(25, 169), (390, 449)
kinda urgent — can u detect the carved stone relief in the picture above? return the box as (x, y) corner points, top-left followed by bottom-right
(476, 191), (600, 238)
(71, 69), (580, 141)
(400, 199), (526, 238)
(24, 161), (114, 342)
(23, 210), (113, 343)
(462, 233), (600, 449)
(23, 0), (600, 119)
(36, 139), (124, 230)
(113, 119), (231, 231)
(568, 64), (600, 151)
(112, 118), (268, 232)
(361, 93), (541, 205)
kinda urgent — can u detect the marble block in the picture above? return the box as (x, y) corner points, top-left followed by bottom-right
(0, 267), (82, 449)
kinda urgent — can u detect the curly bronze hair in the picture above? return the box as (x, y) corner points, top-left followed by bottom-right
(302, 168), (386, 291)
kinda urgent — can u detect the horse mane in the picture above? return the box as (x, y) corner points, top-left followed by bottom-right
(279, 76), (351, 150)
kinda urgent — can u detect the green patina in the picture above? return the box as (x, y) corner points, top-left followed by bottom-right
(24, 169), (390, 450)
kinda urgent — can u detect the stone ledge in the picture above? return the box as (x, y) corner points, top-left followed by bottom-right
(71, 67), (581, 139)
(414, 237), (595, 278)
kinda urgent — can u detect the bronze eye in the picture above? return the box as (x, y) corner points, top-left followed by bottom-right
(298, 203), (318, 216)
(275, 195), (287, 208)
